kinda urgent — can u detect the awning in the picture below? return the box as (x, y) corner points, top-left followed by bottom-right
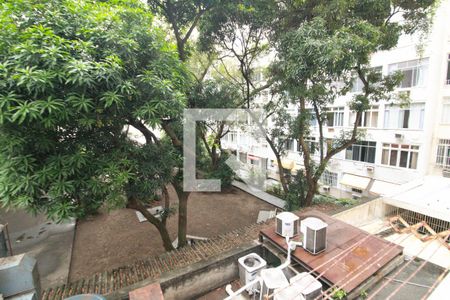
(274, 159), (295, 170)
(370, 180), (400, 196)
(247, 155), (260, 161)
(340, 174), (371, 190)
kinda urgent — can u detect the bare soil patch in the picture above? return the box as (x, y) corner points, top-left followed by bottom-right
(69, 186), (275, 281)
(69, 187), (342, 281)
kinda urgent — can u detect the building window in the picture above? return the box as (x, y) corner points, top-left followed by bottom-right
(320, 170), (338, 187)
(351, 66), (382, 93)
(442, 103), (450, 124)
(326, 107), (344, 127)
(226, 131), (237, 142)
(351, 77), (365, 93)
(306, 109), (318, 127)
(446, 54), (450, 85)
(285, 139), (295, 151)
(350, 106), (379, 128)
(351, 188), (363, 194)
(388, 58), (429, 88)
(384, 104), (425, 129)
(297, 137), (319, 155)
(381, 143), (419, 169)
(345, 141), (376, 163)
(239, 152), (247, 163)
(436, 139), (450, 168)
(398, 109), (410, 128)
(252, 70), (263, 82)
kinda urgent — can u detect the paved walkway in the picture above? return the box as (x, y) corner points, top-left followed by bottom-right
(232, 180), (286, 209)
(0, 209), (75, 290)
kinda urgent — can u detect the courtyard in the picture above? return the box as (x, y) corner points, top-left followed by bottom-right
(68, 186), (278, 281)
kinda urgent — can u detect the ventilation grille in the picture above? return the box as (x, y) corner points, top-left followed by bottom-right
(276, 218), (282, 235)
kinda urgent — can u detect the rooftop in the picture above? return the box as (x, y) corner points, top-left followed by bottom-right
(260, 210), (404, 296)
(384, 176), (450, 222)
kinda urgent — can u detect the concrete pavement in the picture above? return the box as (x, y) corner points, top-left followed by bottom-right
(0, 209), (75, 290)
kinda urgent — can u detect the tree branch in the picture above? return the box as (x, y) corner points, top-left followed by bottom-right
(161, 121), (182, 147)
(128, 119), (159, 145)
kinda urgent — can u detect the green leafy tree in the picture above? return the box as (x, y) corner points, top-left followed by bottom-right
(148, 0), (219, 62)
(272, 0), (436, 207)
(197, 1), (287, 191)
(147, 0), (230, 248)
(192, 80), (241, 173)
(0, 0), (191, 251)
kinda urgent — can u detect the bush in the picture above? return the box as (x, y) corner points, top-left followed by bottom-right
(266, 184), (285, 198)
(313, 194), (336, 204)
(285, 172), (307, 211)
(206, 153), (235, 189)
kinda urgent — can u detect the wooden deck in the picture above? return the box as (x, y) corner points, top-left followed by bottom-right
(260, 210), (403, 293)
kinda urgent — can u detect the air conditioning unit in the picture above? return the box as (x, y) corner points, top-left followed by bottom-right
(276, 212), (300, 238)
(238, 253), (267, 295)
(322, 185), (330, 193)
(261, 268), (289, 298)
(366, 166), (374, 172)
(274, 285), (306, 300)
(301, 217), (328, 255)
(352, 193), (362, 200)
(394, 133), (404, 139)
(290, 272), (323, 300)
(443, 169), (450, 178)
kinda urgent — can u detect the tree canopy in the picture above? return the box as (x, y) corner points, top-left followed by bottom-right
(0, 0), (189, 231)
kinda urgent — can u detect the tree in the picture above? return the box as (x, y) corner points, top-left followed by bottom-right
(192, 80), (240, 172)
(147, 0), (229, 248)
(0, 0), (191, 251)
(272, 0), (436, 208)
(196, 1), (291, 190)
(148, 0), (219, 62)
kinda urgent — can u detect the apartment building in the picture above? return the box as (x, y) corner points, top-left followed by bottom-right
(222, 0), (450, 199)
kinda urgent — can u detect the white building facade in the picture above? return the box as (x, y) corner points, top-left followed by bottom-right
(221, 1), (450, 199)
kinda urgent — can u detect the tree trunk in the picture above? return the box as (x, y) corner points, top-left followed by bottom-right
(211, 145), (219, 170)
(127, 197), (175, 251)
(275, 155), (289, 195)
(176, 189), (189, 248)
(161, 186), (170, 226)
(304, 179), (317, 207)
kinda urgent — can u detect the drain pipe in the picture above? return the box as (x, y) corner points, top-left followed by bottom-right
(224, 277), (263, 300)
(277, 236), (302, 271)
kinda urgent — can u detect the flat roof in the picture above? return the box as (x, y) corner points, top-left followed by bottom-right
(383, 176), (450, 222)
(260, 210), (403, 294)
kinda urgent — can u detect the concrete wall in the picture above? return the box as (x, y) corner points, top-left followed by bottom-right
(332, 198), (387, 227)
(0, 225), (8, 258)
(0, 253), (40, 298)
(106, 243), (261, 300)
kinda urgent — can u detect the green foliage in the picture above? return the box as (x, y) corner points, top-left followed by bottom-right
(332, 288), (347, 300)
(269, 0), (435, 206)
(313, 194), (336, 205)
(198, 0), (276, 53)
(0, 0), (188, 220)
(266, 184), (285, 199)
(285, 172), (308, 211)
(190, 79), (242, 109)
(313, 194), (358, 207)
(205, 153), (235, 189)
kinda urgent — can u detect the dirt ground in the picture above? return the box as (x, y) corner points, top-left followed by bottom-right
(68, 186), (342, 282)
(68, 186), (276, 281)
